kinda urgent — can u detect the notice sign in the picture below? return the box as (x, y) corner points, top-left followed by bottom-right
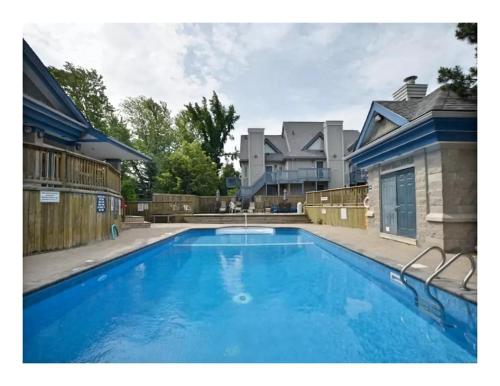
(340, 207), (348, 220)
(96, 195), (107, 213)
(40, 191), (60, 203)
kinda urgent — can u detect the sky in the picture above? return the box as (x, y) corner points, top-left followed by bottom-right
(24, 23), (475, 166)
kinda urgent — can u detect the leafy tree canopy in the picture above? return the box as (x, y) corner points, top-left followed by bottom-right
(218, 162), (240, 196)
(184, 91), (239, 169)
(48, 62), (116, 133)
(157, 141), (219, 196)
(438, 23), (477, 97)
(120, 96), (177, 199)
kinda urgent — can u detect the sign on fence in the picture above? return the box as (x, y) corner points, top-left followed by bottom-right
(340, 207), (348, 220)
(96, 195), (106, 213)
(40, 191), (60, 203)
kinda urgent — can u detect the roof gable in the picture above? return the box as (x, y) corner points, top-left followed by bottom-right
(23, 40), (91, 128)
(355, 102), (409, 150)
(302, 132), (324, 151)
(264, 139), (282, 154)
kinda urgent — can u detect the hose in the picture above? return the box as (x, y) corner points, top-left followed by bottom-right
(110, 223), (119, 240)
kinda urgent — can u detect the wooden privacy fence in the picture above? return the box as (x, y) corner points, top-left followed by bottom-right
(305, 185), (368, 206)
(126, 194), (307, 220)
(24, 142), (121, 194)
(254, 195), (305, 211)
(305, 185), (368, 229)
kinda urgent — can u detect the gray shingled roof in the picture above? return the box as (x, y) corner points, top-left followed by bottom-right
(376, 87), (477, 122)
(239, 123), (360, 161)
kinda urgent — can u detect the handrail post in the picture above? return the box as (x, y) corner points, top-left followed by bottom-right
(425, 252), (476, 291)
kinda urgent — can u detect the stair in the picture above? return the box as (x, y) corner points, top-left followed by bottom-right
(122, 215), (151, 229)
(238, 172), (267, 203)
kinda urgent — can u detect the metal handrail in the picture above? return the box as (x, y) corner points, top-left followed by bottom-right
(399, 246), (447, 282)
(425, 252), (476, 292)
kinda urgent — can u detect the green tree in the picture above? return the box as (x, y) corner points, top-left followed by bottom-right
(120, 96), (176, 198)
(438, 23), (477, 97)
(218, 162), (240, 196)
(48, 62), (116, 132)
(174, 110), (202, 145)
(157, 142), (219, 196)
(120, 175), (138, 202)
(184, 91), (240, 169)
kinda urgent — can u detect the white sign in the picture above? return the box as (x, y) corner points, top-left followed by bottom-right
(138, 202), (149, 212)
(321, 208), (327, 215)
(320, 196), (328, 201)
(340, 207), (348, 220)
(40, 191), (60, 203)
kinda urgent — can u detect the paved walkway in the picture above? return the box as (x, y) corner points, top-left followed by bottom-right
(23, 223), (477, 302)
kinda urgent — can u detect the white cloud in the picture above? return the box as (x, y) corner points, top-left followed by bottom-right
(24, 23), (475, 171)
(24, 23), (224, 113)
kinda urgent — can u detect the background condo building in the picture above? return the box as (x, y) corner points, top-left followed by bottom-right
(238, 121), (361, 201)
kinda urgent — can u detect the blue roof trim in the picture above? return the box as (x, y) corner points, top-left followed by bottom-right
(23, 39), (151, 162)
(24, 98), (85, 140)
(23, 40), (91, 128)
(355, 102), (409, 151)
(350, 117), (477, 169)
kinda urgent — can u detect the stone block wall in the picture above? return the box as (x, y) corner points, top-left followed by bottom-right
(364, 143), (477, 252)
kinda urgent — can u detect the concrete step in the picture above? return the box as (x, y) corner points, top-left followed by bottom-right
(124, 215), (146, 223)
(122, 221), (151, 229)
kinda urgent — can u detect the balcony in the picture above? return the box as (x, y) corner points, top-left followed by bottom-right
(23, 142), (121, 194)
(264, 168), (330, 184)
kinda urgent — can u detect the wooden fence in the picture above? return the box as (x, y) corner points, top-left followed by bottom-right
(305, 185), (368, 229)
(305, 185), (368, 206)
(23, 190), (121, 255)
(23, 142), (122, 255)
(126, 194), (306, 220)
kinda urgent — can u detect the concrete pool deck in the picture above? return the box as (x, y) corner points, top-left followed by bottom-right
(23, 223), (477, 303)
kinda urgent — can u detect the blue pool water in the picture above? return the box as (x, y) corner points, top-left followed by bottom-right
(24, 227), (477, 363)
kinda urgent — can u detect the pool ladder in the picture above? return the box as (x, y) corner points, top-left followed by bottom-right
(399, 246), (477, 322)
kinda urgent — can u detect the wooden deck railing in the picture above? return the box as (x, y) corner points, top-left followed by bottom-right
(23, 142), (121, 194)
(305, 185), (368, 206)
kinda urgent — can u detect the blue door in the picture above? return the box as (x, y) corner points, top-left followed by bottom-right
(396, 168), (416, 238)
(381, 174), (398, 235)
(380, 168), (416, 238)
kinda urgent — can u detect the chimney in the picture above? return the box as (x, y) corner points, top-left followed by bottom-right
(392, 75), (428, 101)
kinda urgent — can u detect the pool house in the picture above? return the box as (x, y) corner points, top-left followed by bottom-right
(346, 76), (477, 252)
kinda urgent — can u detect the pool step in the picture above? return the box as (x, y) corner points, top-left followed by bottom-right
(123, 215), (151, 229)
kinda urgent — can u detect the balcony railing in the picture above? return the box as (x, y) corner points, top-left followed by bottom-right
(265, 168), (330, 184)
(23, 142), (121, 194)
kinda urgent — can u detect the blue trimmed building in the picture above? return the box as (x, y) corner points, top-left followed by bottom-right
(23, 39), (150, 254)
(345, 76), (477, 252)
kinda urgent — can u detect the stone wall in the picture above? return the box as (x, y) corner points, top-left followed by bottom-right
(365, 143), (477, 252)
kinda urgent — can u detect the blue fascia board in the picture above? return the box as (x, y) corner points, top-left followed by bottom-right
(23, 40), (91, 127)
(24, 103), (85, 141)
(350, 117), (477, 169)
(355, 102), (409, 151)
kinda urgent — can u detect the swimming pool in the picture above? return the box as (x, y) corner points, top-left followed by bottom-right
(23, 227), (477, 362)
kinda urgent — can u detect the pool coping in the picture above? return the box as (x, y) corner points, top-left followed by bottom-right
(23, 225), (477, 305)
